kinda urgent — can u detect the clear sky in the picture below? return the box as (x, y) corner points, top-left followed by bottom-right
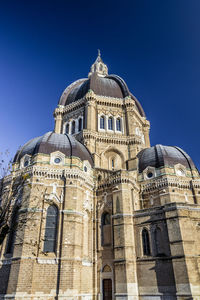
(0, 0), (200, 170)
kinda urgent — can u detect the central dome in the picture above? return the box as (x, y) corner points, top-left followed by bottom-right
(58, 53), (145, 117)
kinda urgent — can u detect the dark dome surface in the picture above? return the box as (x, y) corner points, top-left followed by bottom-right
(137, 144), (196, 173)
(14, 131), (93, 166)
(58, 73), (145, 117)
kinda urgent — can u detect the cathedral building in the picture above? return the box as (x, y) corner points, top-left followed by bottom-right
(0, 53), (200, 300)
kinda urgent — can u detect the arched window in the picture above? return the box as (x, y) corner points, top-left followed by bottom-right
(78, 118), (82, 132)
(6, 207), (19, 254)
(111, 159), (115, 169)
(100, 116), (105, 129)
(44, 205), (58, 253)
(71, 120), (76, 134)
(66, 123), (69, 134)
(116, 118), (121, 131)
(101, 212), (111, 246)
(108, 117), (113, 130)
(142, 228), (151, 256)
(154, 227), (165, 256)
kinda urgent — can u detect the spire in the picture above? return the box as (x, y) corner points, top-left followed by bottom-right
(88, 50), (108, 77)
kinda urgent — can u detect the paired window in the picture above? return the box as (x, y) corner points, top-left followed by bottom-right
(44, 205), (58, 253)
(141, 227), (165, 257)
(142, 228), (151, 256)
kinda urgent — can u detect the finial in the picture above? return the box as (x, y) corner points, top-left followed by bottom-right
(98, 49), (101, 57)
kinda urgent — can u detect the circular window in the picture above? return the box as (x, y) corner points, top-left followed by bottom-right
(24, 160), (29, 167)
(176, 169), (185, 176)
(54, 157), (61, 164)
(84, 166), (87, 172)
(147, 172), (153, 178)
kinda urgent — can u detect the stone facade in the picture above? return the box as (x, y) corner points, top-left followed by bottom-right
(0, 53), (200, 299)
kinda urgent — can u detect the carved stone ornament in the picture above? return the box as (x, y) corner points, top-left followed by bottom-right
(83, 191), (93, 212)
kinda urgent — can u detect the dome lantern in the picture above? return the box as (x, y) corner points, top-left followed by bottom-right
(88, 50), (108, 77)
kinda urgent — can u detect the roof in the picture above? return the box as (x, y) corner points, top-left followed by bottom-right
(137, 144), (197, 173)
(13, 131), (94, 166)
(58, 73), (146, 117)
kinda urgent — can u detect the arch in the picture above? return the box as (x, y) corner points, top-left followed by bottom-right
(100, 115), (105, 129)
(116, 118), (121, 131)
(103, 264), (112, 273)
(101, 146), (125, 170)
(71, 120), (76, 134)
(78, 118), (82, 132)
(142, 228), (151, 256)
(108, 116), (113, 130)
(43, 205), (58, 253)
(101, 212), (111, 246)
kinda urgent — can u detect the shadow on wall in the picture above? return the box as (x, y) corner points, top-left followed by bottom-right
(144, 209), (193, 300)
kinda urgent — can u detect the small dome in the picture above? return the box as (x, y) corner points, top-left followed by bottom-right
(14, 131), (93, 166)
(137, 144), (196, 173)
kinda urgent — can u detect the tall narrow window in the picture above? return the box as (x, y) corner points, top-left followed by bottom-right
(71, 120), (76, 134)
(6, 207), (19, 254)
(154, 227), (164, 256)
(78, 118), (82, 132)
(100, 116), (105, 129)
(142, 228), (150, 256)
(101, 212), (111, 246)
(44, 205), (58, 253)
(66, 123), (69, 134)
(116, 118), (121, 131)
(108, 117), (113, 130)
(111, 159), (115, 169)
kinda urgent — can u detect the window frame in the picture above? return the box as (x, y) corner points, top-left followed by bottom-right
(100, 115), (105, 130)
(43, 205), (58, 253)
(108, 116), (113, 131)
(142, 228), (151, 256)
(116, 118), (121, 131)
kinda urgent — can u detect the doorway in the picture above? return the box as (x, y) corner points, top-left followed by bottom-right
(103, 279), (112, 300)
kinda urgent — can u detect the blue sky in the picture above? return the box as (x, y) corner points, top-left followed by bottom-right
(0, 0), (200, 169)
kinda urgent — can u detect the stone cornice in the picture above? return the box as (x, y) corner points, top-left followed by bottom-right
(54, 98), (86, 117)
(10, 166), (94, 189)
(53, 92), (149, 125)
(140, 176), (200, 192)
(83, 129), (143, 145)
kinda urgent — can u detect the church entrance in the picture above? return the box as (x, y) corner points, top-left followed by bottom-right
(103, 279), (112, 300)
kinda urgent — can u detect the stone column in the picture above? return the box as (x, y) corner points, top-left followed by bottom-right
(113, 181), (139, 300)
